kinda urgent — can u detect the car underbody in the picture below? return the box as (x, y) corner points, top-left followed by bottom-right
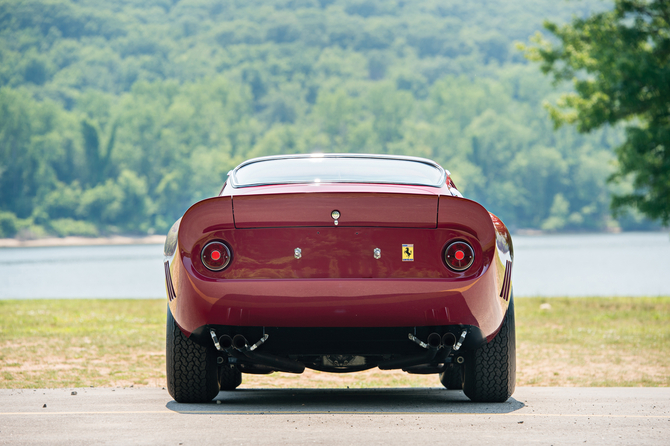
(195, 324), (486, 374)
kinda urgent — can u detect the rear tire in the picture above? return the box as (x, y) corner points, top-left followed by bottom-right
(218, 366), (242, 390)
(439, 363), (463, 390)
(166, 307), (219, 403)
(462, 295), (516, 402)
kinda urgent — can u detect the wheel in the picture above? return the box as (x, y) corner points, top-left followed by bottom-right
(462, 295), (516, 402)
(218, 365), (242, 390)
(166, 307), (219, 403)
(439, 363), (463, 390)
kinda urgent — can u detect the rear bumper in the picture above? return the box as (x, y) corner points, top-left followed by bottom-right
(167, 253), (505, 340)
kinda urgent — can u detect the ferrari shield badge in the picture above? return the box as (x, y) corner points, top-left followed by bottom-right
(402, 244), (414, 261)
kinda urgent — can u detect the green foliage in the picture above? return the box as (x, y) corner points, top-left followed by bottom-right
(0, 0), (654, 237)
(522, 0), (670, 224)
(48, 218), (99, 237)
(0, 211), (19, 238)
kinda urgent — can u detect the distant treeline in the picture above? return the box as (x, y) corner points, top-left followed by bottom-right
(0, 0), (653, 238)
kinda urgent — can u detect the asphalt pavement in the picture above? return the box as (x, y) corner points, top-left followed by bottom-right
(1, 387), (668, 445)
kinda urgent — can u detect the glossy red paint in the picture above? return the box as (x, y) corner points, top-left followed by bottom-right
(185, 226), (491, 280)
(437, 196), (496, 248)
(177, 196), (234, 250)
(164, 155), (519, 406)
(230, 183), (444, 228)
(168, 248), (503, 336)
(169, 186), (510, 341)
(233, 191), (438, 228)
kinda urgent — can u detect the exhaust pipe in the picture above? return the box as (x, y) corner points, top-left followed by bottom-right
(242, 350), (305, 374)
(403, 364), (447, 374)
(378, 348), (438, 370)
(220, 333), (305, 374)
(427, 332), (442, 348)
(379, 332), (442, 370)
(442, 332), (456, 347)
(409, 332), (442, 349)
(233, 334), (248, 350)
(218, 334), (233, 351)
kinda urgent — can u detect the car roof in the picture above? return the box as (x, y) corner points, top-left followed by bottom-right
(228, 153), (448, 188)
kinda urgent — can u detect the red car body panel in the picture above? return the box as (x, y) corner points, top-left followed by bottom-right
(234, 191), (438, 228)
(232, 183), (440, 229)
(167, 180), (513, 342)
(170, 250), (502, 334)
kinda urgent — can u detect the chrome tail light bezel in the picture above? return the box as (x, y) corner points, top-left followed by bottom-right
(201, 240), (232, 272)
(443, 240), (475, 272)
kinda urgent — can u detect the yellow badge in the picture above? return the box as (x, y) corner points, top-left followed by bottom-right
(402, 244), (414, 261)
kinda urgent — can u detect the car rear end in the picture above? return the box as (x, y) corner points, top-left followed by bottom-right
(163, 154), (515, 403)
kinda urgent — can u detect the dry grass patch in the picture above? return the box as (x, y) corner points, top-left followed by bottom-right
(515, 297), (669, 386)
(0, 297), (668, 389)
(0, 299), (166, 388)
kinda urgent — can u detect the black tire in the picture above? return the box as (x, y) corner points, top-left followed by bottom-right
(462, 295), (516, 402)
(218, 366), (242, 390)
(166, 307), (219, 403)
(439, 363), (463, 390)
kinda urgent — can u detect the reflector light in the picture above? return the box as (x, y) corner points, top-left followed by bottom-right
(444, 241), (474, 272)
(201, 241), (231, 271)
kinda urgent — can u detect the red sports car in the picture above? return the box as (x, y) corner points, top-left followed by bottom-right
(163, 154), (515, 403)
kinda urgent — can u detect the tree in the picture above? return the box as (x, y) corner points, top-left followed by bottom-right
(522, 0), (670, 224)
(0, 0), (630, 236)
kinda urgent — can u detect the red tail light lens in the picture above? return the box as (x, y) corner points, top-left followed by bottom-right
(444, 241), (474, 271)
(201, 241), (231, 271)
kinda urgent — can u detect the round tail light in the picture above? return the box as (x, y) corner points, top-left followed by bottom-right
(444, 241), (474, 271)
(201, 241), (231, 271)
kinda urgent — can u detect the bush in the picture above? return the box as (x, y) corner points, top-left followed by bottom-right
(16, 225), (48, 240)
(49, 218), (99, 237)
(0, 211), (20, 238)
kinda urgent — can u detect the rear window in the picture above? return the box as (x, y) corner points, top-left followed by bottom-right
(230, 155), (445, 188)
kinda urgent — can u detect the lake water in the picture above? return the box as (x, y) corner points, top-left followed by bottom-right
(513, 232), (669, 296)
(0, 232), (668, 299)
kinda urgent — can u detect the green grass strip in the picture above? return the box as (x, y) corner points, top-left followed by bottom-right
(0, 297), (668, 388)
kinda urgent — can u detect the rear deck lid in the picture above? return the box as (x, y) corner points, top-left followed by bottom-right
(228, 154), (444, 229)
(233, 187), (438, 229)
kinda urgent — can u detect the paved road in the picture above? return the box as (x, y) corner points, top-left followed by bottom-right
(1, 387), (668, 445)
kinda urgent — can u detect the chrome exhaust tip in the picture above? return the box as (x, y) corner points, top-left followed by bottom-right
(427, 332), (442, 348)
(232, 334), (248, 350)
(219, 334), (233, 350)
(442, 332), (457, 347)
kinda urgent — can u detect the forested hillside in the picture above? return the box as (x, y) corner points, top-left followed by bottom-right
(0, 0), (648, 238)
